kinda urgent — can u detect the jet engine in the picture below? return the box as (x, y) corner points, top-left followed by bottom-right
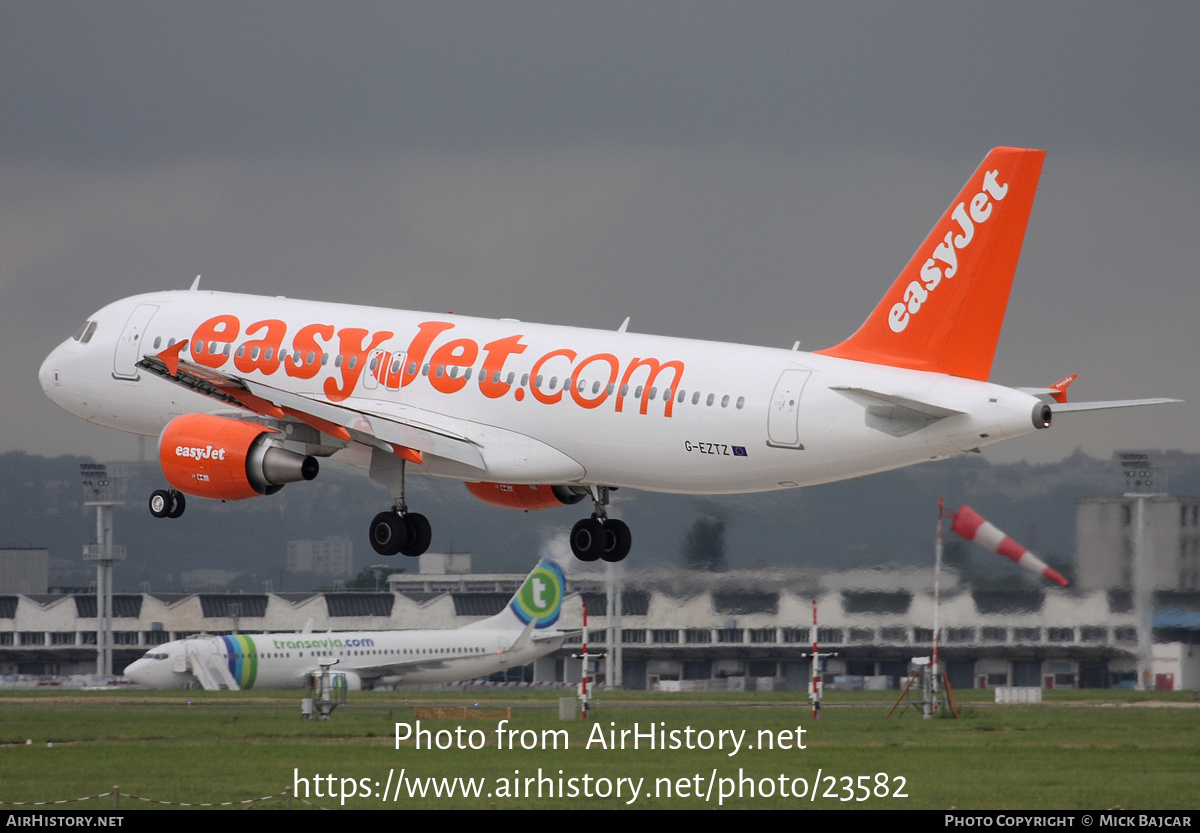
(465, 482), (588, 511)
(159, 413), (318, 501)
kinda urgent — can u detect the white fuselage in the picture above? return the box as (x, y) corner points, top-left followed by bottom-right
(39, 290), (1046, 494)
(124, 626), (564, 690)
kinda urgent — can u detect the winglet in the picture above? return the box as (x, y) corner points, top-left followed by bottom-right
(189, 275), (201, 291)
(817, 148), (1046, 381)
(156, 340), (190, 377)
(1049, 374), (1077, 404)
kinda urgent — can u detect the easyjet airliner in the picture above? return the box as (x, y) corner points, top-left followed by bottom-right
(39, 149), (1174, 563)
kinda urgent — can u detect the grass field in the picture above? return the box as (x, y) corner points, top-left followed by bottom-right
(0, 688), (1197, 810)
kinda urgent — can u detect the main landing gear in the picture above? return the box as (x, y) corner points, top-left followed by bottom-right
(569, 486), (631, 563)
(148, 489), (186, 519)
(368, 456), (432, 558)
(369, 509), (432, 557)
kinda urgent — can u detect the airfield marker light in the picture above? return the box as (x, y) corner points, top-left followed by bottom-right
(812, 600), (819, 720)
(930, 498), (943, 719)
(580, 601), (590, 720)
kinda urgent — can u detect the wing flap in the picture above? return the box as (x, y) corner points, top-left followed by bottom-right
(137, 348), (486, 470)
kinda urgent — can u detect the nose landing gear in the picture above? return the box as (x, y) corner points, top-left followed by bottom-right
(568, 486), (630, 563)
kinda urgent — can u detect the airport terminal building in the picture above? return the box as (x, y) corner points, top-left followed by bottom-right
(2, 551), (1197, 691)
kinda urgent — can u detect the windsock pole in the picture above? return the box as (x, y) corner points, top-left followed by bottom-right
(952, 505), (1069, 587)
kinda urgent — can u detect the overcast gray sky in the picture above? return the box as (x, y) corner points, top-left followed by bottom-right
(3, 2), (1197, 464)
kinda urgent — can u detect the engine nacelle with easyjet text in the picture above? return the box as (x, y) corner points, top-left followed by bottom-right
(465, 482), (589, 511)
(159, 413), (319, 501)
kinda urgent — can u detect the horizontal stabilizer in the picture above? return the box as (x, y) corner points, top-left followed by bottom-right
(832, 386), (965, 438)
(1052, 398), (1181, 413)
(832, 387), (965, 419)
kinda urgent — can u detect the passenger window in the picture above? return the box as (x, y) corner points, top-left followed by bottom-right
(677, 390), (685, 404)
(721, 394), (729, 408)
(506, 372), (515, 385)
(692, 391), (700, 405)
(409, 362), (418, 375)
(706, 393), (715, 406)
(736, 396), (745, 409)
(153, 337), (162, 349)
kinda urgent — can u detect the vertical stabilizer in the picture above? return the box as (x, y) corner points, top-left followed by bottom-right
(465, 559), (567, 631)
(817, 147), (1045, 381)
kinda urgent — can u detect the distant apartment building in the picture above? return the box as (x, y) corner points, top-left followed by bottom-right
(0, 549), (48, 595)
(286, 536), (354, 578)
(1076, 496), (1200, 591)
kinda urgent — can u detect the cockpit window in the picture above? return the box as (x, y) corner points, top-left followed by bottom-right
(72, 320), (98, 344)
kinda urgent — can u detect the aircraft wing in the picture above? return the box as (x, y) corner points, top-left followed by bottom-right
(137, 343), (486, 470)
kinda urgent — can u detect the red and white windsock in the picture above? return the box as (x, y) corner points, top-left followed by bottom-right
(951, 505), (1069, 587)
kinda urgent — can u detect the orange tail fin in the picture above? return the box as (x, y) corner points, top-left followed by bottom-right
(817, 147), (1045, 381)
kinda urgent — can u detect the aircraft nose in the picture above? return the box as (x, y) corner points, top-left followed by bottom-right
(39, 343), (66, 399)
(124, 658), (151, 685)
(40, 340), (96, 419)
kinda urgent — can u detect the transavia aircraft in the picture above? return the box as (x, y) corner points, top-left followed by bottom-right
(40, 148), (1175, 563)
(124, 560), (571, 690)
